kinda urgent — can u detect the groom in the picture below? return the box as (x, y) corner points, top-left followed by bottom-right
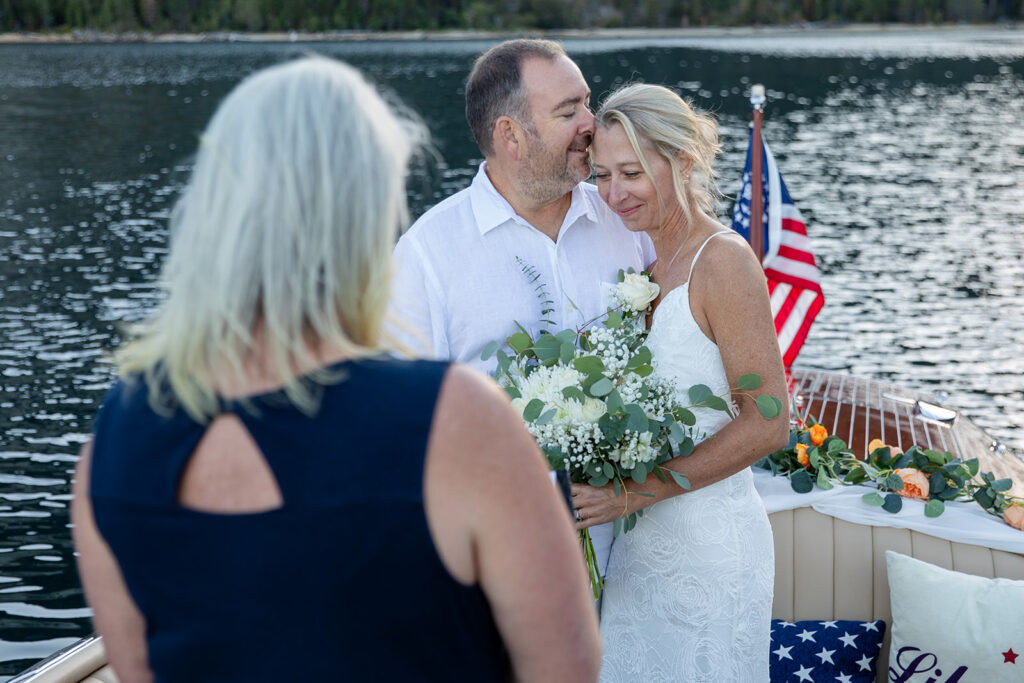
(388, 39), (654, 580)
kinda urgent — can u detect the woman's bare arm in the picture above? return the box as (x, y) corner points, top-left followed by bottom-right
(71, 443), (154, 683)
(572, 234), (789, 525)
(425, 364), (601, 683)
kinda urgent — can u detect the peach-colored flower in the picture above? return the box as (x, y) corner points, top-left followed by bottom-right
(809, 424), (828, 447)
(796, 443), (811, 469)
(894, 468), (930, 501)
(1004, 503), (1024, 531)
(868, 438), (903, 457)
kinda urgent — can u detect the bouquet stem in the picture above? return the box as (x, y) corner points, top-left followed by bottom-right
(579, 528), (604, 601)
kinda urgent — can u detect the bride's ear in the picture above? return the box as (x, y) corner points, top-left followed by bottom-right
(676, 150), (695, 179)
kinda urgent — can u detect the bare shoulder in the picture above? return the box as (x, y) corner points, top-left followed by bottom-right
(431, 364), (541, 471)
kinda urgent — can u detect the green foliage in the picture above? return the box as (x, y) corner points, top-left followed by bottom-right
(759, 422), (1024, 525)
(3, 0), (1018, 33)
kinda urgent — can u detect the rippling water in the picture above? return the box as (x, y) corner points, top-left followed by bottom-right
(0, 27), (1022, 676)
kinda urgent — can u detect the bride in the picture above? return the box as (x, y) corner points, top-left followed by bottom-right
(571, 83), (790, 682)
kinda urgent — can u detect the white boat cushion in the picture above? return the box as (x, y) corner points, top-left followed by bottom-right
(886, 550), (1024, 681)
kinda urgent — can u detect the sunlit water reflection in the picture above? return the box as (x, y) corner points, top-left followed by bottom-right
(0, 29), (1022, 676)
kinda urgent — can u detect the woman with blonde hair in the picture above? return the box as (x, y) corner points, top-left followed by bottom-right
(71, 56), (600, 683)
(572, 83), (789, 681)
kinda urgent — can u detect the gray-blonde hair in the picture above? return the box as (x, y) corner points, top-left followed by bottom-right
(117, 56), (424, 422)
(596, 83), (721, 227)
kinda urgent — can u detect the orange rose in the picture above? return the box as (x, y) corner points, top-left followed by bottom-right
(1004, 503), (1024, 531)
(894, 468), (929, 501)
(868, 438), (902, 456)
(809, 424), (828, 447)
(795, 443), (811, 469)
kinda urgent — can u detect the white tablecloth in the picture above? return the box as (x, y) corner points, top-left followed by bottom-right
(752, 467), (1024, 556)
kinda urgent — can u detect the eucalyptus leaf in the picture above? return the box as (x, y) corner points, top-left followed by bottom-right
(626, 347), (652, 369)
(790, 469), (813, 494)
(632, 467), (647, 484)
(588, 474), (609, 487)
(845, 467), (867, 485)
(704, 395), (731, 413)
(816, 468), (834, 490)
(882, 493), (903, 514)
(612, 477), (621, 497)
(809, 448), (821, 470)
(496, 349), (512, 375)
(929, 472), (946, 494)
(991, 478), (1012, 493)
(669, 422), (685, 445)
(562, 386), (586, 403)
(532, 334), (561, 362)
(573, 356), (605, 375)
(589, 377), (615, 397)
(653, 466), (668, 483)
(973, 489), (995, 509)
(617, 268), (625, 283)
(633, 365), (654, 377)
(523, 399), (544, 423)
(755, 394), (782, 420)
(555, 329), (576, 345)
(535, 408), (557, 426)
(625, 404), (648, 432)
(884, 473), (905, 491)
(602, 462), (614, 479)
(688, 384), (712, 405)
(480, 340), (499, 361)
(737, 373), (762, 391)
(827, 438), (846, 454)
(613, 517), (623, 537)
(925, 449), (947, 465)
(965, 458), (980, 477)
(506, 332), (532, 354)
(605, 389), (624, 415)
(606, 311), (623, 329)
(924, 499), (945, 518)
(559, 342), (575, 365)
(677, 437), (694, 458)
(669, 469), (691, 490)
(862, 492), (885, 506)
(504, 386), (521, 400)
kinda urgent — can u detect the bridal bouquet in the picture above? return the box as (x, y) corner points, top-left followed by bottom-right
(484, 269), (781, 594)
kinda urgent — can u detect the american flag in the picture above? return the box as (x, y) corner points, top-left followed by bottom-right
(730, 130), (825, 368)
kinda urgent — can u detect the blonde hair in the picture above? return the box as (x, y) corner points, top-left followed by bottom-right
(596, 83), (722, 227)
(117, 56), (424, 422)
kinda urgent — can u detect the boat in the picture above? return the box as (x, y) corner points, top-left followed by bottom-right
(13, 87), (1024, 683)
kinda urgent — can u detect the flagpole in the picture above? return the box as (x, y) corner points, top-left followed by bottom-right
(749, 84), (766, 263)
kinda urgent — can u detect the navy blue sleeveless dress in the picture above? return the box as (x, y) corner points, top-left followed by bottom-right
(89, 357), (510, 682)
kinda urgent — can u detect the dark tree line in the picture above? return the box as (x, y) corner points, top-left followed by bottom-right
(1, 0), (1020, 32)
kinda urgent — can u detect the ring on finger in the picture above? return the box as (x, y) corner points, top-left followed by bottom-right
(574, 509), (582, 522)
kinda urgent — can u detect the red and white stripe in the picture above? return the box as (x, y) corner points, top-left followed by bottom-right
(761, 143), (825, 367)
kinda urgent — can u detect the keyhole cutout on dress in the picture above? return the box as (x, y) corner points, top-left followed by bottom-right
(176, 414), (284, 514)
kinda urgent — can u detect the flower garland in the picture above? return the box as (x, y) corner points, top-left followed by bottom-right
(757, 419), (1024, 531)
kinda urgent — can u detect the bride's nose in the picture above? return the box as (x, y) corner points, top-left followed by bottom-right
(605, 178), (628, 205)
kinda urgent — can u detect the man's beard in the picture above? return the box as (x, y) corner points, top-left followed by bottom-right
(517, 131), (592, 205)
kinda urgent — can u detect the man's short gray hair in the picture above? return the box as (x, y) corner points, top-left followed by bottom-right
(465, 39), (567, 157)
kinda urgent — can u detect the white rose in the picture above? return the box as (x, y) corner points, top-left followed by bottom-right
(581, 397), (606, 422)
(614, 273), (660, 312)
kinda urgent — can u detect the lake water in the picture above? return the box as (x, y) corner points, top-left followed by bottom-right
(0, 27), (1023, 676)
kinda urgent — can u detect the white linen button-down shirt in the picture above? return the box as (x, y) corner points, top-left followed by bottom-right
(389, 163), (655, 374)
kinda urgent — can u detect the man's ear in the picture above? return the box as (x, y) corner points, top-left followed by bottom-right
(494, 116), (524, 161)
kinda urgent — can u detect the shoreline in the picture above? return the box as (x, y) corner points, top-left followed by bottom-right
(0, 22), (1020, 45)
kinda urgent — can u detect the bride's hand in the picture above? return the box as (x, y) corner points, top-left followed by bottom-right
(570, 482), (628, 530)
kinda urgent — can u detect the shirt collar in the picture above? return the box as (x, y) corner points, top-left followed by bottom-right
(469, 162), (599, 237)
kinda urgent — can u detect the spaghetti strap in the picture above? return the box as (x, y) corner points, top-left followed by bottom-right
(687, 231), (735, 284)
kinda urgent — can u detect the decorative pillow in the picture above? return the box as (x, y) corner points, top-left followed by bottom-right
(886, 550), (1024, 682)
(770, 618), (886, 682)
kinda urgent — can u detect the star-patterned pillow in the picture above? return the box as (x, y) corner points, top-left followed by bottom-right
(770, 618), (886, 683)
(886, 551), (1024, 682)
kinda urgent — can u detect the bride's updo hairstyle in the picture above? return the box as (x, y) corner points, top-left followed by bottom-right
(595, 83), (721, 228)
(117, 56), (425, 421)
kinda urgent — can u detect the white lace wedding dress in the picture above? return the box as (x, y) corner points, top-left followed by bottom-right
(598, 232), (775, 683)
